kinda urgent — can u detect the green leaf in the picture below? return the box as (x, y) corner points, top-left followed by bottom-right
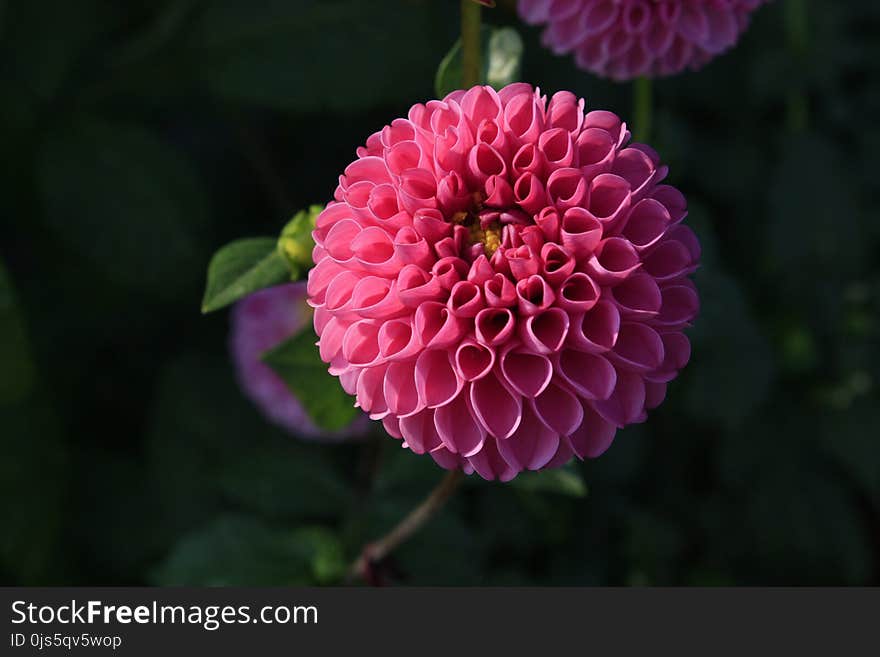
(201, 237), (289, 313)
(152, 515), (344, 585)
(435, 26), (524, 98)
(512, 464), (588, 498)
(261, 328), (358, 431)
(0, 260), (36, 403)
(277, 205), (322, 279)
(37, 119), (209, 297)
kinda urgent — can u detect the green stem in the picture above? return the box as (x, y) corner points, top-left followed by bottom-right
(633, 76), (652, 143)
(347, 470), (465, 584)
(461, 0), (482, 88)
(784, 0), (808, 53)
(784, 0), (809, 133)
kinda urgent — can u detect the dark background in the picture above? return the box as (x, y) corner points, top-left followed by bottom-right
(2, 0), (878, 586)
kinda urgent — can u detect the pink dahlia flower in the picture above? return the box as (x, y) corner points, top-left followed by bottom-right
(308, 83), (699, 480)
(231, 283), (368, 441)
(518, 0), (769, 80)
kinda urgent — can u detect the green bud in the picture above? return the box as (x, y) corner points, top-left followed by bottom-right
(278, 204), (322, 280)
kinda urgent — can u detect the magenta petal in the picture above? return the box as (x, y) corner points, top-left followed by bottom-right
(317, 316), (348, 364)
(651, 283), (700, 329)
(500, 345), (553, 398)
(621, 198), (670, 251)
(393, 226), (433, 269)
(415, 349), (462, 408)
(415, 301), (465, 349)
(434, 392), (486, 457)
(430, 445), (466, 471)
(546, 167), (588, 211)
(350, 276), (406, 320)
(515, 274), (556, 316)
(544, 436), (576, 470)
(475, 307), (516, 346)
(591, 371), (646, 427)
(556, 349), (617, 400)
(399, 409), (442, 454)
(497, 406), (559, 471)
(468, 437), (519, 481)
(560, 206), (603, 256)
(351, 226), (400, 276)
(357, 362), (389, 418)
(470, 372), (523, 439)
(609, 272), (662, 319)
(643, 239), (695, 282)
(378, 318), (420, 361)
(568, 404), (617, 459)
(382, 414), (402, 439)
(557, 272), (600, 313)
(455, 339), (496, 381)
(383, 361), (423, 417)
(448, 280), (485, 318)
(567, 301), (620, 353)
(540, 242), (576, 285)
(342, 320), (381, 367)
(609, 322), (665, 372)
(483, 273), (517, 307)
(585, 237), (641, 285)
(645, 380), (667, 410)
(646, 332), (692, 383)
(538, 127), (576, 171)
(531, 381), (584, 436)
(519, 307), (569, 354)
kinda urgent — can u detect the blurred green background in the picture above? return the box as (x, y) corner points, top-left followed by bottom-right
(2, 0), (879, 586)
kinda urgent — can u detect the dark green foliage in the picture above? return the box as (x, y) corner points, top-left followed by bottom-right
(1, 0), (878, 586)
(261, 328), (359, 431)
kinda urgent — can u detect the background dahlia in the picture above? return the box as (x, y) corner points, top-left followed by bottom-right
(309, 83), (699, 480)
(231, 282), (367, 441)
(517, 0), (769, 80)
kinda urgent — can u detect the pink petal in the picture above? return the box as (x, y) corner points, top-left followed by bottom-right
(568, 404), (617, 459)
(519, 307), (570, 354)
(383, 361), (423, 417)
(434, 392), (486, 457)
(399, 409), (442, 454)
(497, 405), (559, 471)
(455, 339), (496, 381)
(415, 349), (462, 408)
(470, 372), (523, 439)
(556, 349), (617, 400)
(531, 381), (584, 436)
(500, 345), (553, 398)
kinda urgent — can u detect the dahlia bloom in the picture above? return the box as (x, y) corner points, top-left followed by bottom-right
(231, 283), (367, 441)
(308, 83), (699, 480)
(518, 0), (769, 80)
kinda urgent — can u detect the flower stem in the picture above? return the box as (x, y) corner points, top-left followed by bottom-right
(461, 0), (482, 88)
(348, 470), (465, 584)
(633, 76), (652, 143)
(785, 0), (809, 133)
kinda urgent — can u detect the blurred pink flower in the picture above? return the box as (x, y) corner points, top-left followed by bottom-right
(231, 283), (368, 441)
(517, 0), (769, 80)
(308, 83), (699, 480)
